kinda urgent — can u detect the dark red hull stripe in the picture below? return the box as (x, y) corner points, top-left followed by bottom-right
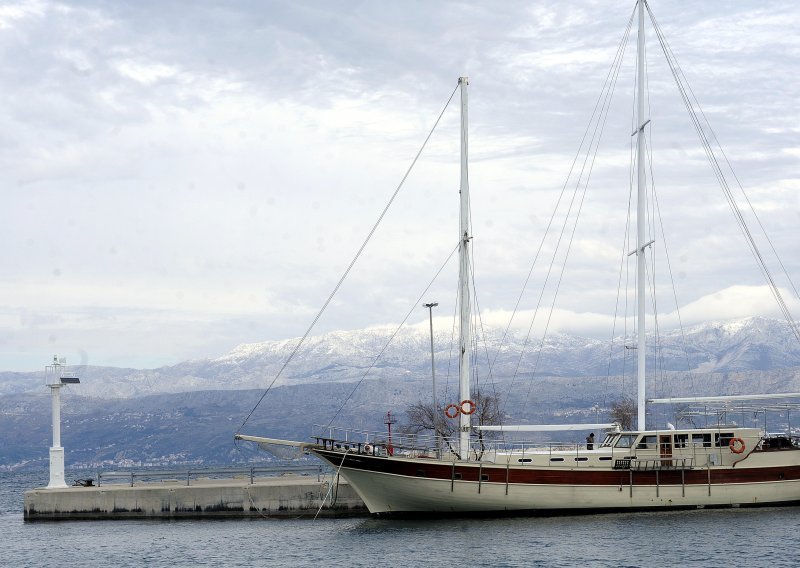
(314, 449), (800, 486)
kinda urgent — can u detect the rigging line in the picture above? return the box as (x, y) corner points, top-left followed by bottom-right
(643, 136), (668, 400)
(649, 12), (794, 334)
(641, 128), (665, 398)
(236, 83), (461, 433)
(608, 13), (653, 406)
(444, 280), (460, 403)
(518, 18), (631, 407)
(524, 38), (629, 407)
(642, 10), (663, 400)
(707, 147), (800, 303)
(465, 186), (484, 395)
(648, 6), (800, 344)
(620, 38), (641, 398)
(523, 150), (596, 407)
(506, 17), (633, 406)
(490, 6), (637, 396)
(464, 195), (504, 428)
(523, 65), (622, 407)
(326, 241), (461, 428)
(469, 255), (506, 437)
(644, 252), (665, 398)
(603, 160), (635, 408)
(647, 6), (800, 306)
(645, 134), (696, 397)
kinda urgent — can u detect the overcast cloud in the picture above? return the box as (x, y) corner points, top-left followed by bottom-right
(1, 1), (798, 371)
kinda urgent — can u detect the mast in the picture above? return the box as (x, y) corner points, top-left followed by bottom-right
(635, 0), (647, 431)
(458, 76), (472, 458)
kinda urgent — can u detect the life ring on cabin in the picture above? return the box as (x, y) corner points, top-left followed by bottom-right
(386, 444), (394, 456)
(460, 399), (476, 415)
(729, 437), (746, 454)
(444, 404), (460, 419)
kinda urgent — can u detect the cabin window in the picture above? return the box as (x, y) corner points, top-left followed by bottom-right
(416, 469), (426, 477)
(600, 434), (616, 448)
(480, 474), (489, 481)
(614, 434), (637, 448)
(599, 456), (612, 461)
(453, 472), (462, 480)
(550, 457), (564, 462)
(517, 458), (532, 463)
(574, 457), (588, 462)
(692, 433), (711, 448)
(636, 435), (657, 450)
(674, 434), (688, 448)
(715, 433), (735, 448)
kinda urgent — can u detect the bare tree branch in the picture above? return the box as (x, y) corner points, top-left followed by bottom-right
(610, 397), (636, 430)
(402, 391), (502, 458)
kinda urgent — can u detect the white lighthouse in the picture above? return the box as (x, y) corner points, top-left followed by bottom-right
(45, 356), (80, 489)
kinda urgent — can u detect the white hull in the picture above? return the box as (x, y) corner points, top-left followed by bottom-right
(337, 465), (800, 514)
(313, 428), (800, 515)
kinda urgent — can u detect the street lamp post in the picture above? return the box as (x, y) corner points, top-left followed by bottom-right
(423, 302), (439, 458)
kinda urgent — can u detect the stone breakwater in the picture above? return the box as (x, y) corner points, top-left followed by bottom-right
(24, 475), (367, 520)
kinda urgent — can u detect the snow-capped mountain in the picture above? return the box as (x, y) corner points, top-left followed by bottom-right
(2, 316), (799, 399)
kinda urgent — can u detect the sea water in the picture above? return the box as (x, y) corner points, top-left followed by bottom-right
(2, 470), (798, 567)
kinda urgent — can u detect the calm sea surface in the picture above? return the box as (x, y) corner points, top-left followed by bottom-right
(2, 470), (798, 567)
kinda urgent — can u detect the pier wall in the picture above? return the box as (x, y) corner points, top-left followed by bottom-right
(24, 476), (367, 521)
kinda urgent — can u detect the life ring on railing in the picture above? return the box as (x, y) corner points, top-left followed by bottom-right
(445, 404), (460, 419)
(460, 399), (476, 415)
(729, 437), (746, 454)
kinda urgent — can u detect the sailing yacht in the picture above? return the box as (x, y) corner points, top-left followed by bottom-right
(236, 0), (800, 515)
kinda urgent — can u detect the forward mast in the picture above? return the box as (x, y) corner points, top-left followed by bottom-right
(457, 76), (472, 458)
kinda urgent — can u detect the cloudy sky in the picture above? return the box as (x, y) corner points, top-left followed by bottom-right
(1, 0), (798, 372)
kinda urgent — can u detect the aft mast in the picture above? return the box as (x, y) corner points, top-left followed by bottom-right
(635, 0), (648, 431)
(458, 76), (472, 458)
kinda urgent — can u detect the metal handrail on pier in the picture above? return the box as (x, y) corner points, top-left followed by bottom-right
(95, 464), (329, 487)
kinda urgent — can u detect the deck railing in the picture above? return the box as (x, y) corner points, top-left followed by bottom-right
(310, 424), (786, 467)
(311, 424), (617, 461)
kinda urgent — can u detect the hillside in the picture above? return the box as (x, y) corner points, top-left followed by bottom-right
(2, 316), (799, 400)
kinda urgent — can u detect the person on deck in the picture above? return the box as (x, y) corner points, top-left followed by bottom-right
(586, 433), (595, 450)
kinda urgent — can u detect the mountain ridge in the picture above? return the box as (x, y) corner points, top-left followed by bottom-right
(2, 316), (799, 400)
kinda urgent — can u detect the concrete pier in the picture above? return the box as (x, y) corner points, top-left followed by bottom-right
(24, 475), (368, 521)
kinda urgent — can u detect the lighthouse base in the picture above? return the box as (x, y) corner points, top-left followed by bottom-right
(47, 446), (67, 489)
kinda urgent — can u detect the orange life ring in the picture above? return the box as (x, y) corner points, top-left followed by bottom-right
(729, 437), (745, 454)
(460, 399), (476, 415)
(444, 404), (460, 419)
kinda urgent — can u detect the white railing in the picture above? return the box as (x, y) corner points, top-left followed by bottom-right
(311, 424), (612, 462)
